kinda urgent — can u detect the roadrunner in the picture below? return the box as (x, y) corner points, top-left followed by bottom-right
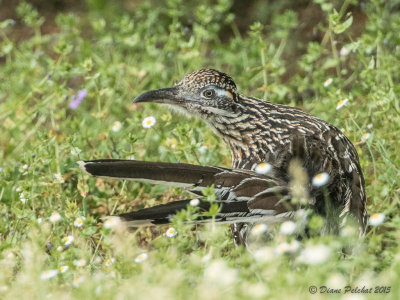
(80, 69), (367, 245)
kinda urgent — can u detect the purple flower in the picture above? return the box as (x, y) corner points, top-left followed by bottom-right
(69, 90), (87, 109)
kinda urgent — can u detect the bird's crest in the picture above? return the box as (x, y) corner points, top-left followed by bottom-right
(176, 69), (237, 93)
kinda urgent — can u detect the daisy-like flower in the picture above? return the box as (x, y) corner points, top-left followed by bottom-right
(40, 269), (58, 280)
(142, 116), (156, 128)
(111, 121), (122, 132)
(369, 213), (385, 226)
(73, 276), (85, 287)
(49, 212), (62, 223)
(361, 133), (370, 141)
(340, 47), (350, 56)
(166, 227), (177, 238)
(324, 78), (333, 87)
(74, 259), (86, 267)
(254, 162), (272, 175)
(340, 225), (357, 236)
(298, 244), (331, 265)
(19, 192), (27, 203)
(103, 217), (121, 229)
(312, 172), (330, 187)
(336, 98), (349, 110)
(54, 173), (64, 183)
(74, 216), (86, 228)
(134, 253), (148, 263)
(275, 242), (290, 255)
(63, 235), (74, 246)
(105, 258), (115, 267)
(287, 240), (301, 253)
(22, 164), (29, 170)
(165, 138), (178, 149)
(59, 265), (69, 273)
(37, 217), (43, 224)
(280, 221), (297, 235)
(251, 224), (268, 236)
(190, 199), (200, 206)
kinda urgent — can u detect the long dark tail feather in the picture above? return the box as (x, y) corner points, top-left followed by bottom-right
(78, 159), (285, 193)
(113, 198), (291, 227)
(78, 159), (228, 188)
(115, 199), (249, 226)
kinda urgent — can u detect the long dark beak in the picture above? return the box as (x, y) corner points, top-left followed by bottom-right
(133, 87), (179, 104)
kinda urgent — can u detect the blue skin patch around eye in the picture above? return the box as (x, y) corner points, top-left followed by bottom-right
(202, 86), (230, 98)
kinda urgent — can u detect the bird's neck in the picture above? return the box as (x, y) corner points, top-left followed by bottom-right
(207, 109), (272, 169)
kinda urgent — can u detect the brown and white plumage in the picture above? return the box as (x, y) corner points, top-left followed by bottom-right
(80, 69), (367, 246)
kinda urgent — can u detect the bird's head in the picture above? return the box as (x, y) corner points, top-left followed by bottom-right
(133, 69), (240, 120)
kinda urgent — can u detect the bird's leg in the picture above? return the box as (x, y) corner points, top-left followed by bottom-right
(230, 223), (250, 247)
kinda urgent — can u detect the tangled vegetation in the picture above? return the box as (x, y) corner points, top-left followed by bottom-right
(0, 0), (399, 299)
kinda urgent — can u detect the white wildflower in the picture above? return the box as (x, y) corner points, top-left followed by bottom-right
(312, 172), (330, 187)
(74, 216), (85, 228)
(111, 121), (122, 132)
(324, 78), (333, 87)
(49, 212), (61, 223)
(280, 221), (297, 235)
(54, 173), (64, 183)
(74, 259), (86, 267)
(166, 227), (177, 238)
(361, 133), (370, 141)
(63, 235), (74, 246)
(254, 162), (272, 175)
(134, 253), (148, 263)
(298, 244), (331, 265)
(369, 213), (385, 226)
(142, 116), (156, 128)
(336, 98), (349, 110)
(251, 224), (268, 236)
(59, 265), (69, 273)
(40, 269), (58, 280)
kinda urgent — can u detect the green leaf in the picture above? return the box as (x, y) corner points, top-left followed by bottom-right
(333, 15), (353, 34)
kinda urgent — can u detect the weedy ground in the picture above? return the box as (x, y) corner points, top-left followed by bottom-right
(0, 0), (399, 299)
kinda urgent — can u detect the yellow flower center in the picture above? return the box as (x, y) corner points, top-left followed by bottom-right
(372, 213), (379, 219)
(316, 173), (323, 179)
(338, 100), (344, 105)
(168, 229), (174, 234)
(259, 163), (266, 167)
(146, 120), (152, 125)
(78, 220), (82, 224)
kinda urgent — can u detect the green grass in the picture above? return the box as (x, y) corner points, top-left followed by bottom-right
(0, 0), (400, 299)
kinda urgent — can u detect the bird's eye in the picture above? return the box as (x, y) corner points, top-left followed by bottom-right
(202, 89), (216, 99)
